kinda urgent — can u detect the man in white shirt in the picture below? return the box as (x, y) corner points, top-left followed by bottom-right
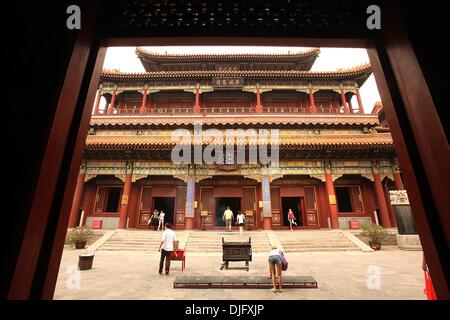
(158, 222), (177, 275)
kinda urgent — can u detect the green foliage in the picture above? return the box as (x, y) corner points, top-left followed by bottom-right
(68, 226), (93, 244)
(361, 223), (387, 243)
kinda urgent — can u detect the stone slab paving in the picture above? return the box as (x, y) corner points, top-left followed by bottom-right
(54, 245), (425, 300)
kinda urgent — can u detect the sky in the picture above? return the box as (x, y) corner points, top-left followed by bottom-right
(102, 46), (381, 113)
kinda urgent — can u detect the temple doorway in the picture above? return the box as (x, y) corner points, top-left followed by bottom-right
(281, 197), (304, 227)
(215, 197), (241, 226)
(152, 197), (175, 225)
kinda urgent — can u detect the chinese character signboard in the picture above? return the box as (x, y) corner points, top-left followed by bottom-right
(212, 77), (244, 88)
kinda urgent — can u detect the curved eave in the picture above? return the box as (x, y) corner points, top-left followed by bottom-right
(135, 47), (321, 62)
(100, 64), (372, 86)
(85, 134), (394, 150)
(89, 114), (380, 128)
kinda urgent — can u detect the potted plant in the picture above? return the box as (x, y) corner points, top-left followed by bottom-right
(68, 226), (93, 249)
(361, 223), (387, 250)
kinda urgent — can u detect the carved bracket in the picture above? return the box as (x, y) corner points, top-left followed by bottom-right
(132, 174), (148, 183)
(309, 174), (326, 182)
(114, 174), (125, 182)
(84, 174), (97, 182)
(269, 174), (284, 182)
(360, 173), (374, 181)
(173, 175), (188, 183)
(380, 173), (394, 182)
(331, 174), (343, 182)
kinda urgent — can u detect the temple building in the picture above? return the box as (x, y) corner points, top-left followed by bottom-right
(68, 48), (404, 231)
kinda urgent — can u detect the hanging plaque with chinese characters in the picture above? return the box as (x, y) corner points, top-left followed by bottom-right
(212, 77), (244, 88)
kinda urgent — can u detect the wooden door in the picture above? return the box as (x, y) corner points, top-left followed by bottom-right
(175, 187), (186, 227)
(350, 186), (364, 213)
(138, 186), (152, 227)
(242, 187), (256, 229)
(200, 187), (214, 227)
(304, 186), (319, 227)
(94, 187), (108, 212)
(270, 187), (281, 228)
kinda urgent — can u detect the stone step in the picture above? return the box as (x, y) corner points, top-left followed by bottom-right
(188, 235), (268, 238)
(280, 240), (354, 245)
(274, 230), (361, 252)
(186, 243), (270, 250)
(99, 230), (361, 253)
(275, 234), (347, 238)
(102, 245), (158, 248)
(189, 240), (267, 242)
(284, 248), (360, 252)
(186, 248), (270, 252)
(280, 245), (358, 250)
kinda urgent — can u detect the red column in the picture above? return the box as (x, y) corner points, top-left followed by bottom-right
(256, 86), (262, 113)
(118, 172), (132, 229)
(383, 180), (397, 228)
(140, 89), (147, 115)
(93, 90), (102, 115)
(332, 99), (340, 113)
(373, 173), (392, 228)
(393, 172), (405, 190)
(356, 88), (364, 114)
(309, 89), (317, 113)
(194, 86), (200, 113)
(348, 99), (353, 113)
(341, 89), (350, 113)
(185, 218), (194, 230)
(68, 172), (85, 228)
(107, 90), (116, 115)
(325, 173), (340, 229)
(263, 217), (272, 230)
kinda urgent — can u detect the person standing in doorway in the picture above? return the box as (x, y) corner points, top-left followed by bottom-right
(236, 211), (246, 236)
(153, 210), (160, 231)
(157, 210), (165, 231)
(287, 208), (297, 230)
(158, 222), (176, 275)
(149, 209), (159, 231)
(223, 206), (234, 232)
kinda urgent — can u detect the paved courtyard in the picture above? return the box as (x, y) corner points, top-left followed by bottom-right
(54, 246), (425, 300)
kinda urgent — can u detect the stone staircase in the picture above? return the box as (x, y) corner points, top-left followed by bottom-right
(98, 230), (183, 252)
(185, 231), (271, 253)
(274, 230), (362, 252)
(95, 229), (368, 253)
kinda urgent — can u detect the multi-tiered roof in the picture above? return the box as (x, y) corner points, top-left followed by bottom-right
(87, 48), (393, 159)
(101, 47), (371, 86)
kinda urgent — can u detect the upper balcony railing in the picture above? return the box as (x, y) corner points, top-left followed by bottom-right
(94, 104), (363, 116)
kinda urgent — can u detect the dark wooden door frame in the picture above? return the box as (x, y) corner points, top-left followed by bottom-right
(7, 6), (449, 300)
(280, 196), (304, 229)
(151, 197), (176, 228)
